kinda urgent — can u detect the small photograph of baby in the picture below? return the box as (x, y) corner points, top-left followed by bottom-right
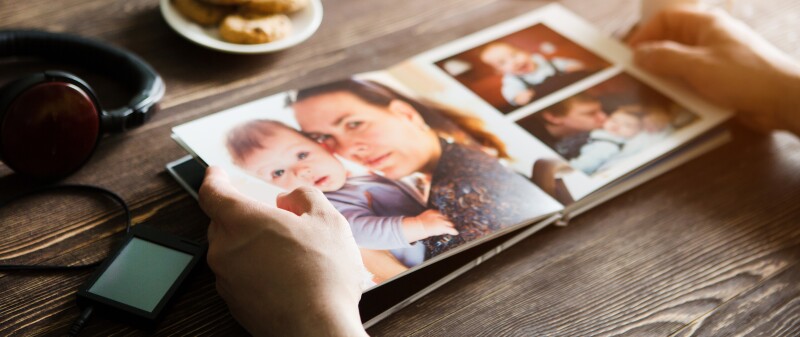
(517, 73), (698, 176)
(434, 23), (611, 114)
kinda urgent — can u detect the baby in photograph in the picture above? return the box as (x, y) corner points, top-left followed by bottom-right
(225, 119), (457, 268)
(480, 41), (585, 106)
(569, 106), (673, 175)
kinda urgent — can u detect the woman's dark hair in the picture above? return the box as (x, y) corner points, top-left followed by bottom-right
(295, 78), (510, 159)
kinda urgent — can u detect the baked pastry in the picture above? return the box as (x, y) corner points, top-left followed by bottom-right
(241, 0), (309, 14)
(196, 0), (250, 5)
(219, 13), (292, 44)
(172, 0), (232, 25)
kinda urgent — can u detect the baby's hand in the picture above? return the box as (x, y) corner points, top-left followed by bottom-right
(564, 62), (585, 72)
(401, 209), (458, 242)
(514, 89), (535, 106)
(416, 209), (459, 237)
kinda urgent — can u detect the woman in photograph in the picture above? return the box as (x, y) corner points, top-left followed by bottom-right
(293, 79), (560, 258)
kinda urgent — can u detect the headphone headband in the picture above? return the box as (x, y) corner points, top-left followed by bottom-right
(0, 30), (165, 132)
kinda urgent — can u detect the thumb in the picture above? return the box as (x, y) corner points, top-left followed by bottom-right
(276, 186), (338, 218)
(276, 187), (352, 236)
(634, 41), (707, 80)
(199, 166), (260, 225)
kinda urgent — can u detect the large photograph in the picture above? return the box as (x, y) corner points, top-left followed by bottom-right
(433, 23), (611, 114)
(173, 74), (563, 289)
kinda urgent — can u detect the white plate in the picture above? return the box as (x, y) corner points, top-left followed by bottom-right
(160, 0), (323, 54)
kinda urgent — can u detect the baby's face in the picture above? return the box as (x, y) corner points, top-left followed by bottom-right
(603, 112), (642, 139)
(482, 44), (536, 75)
(240, 127), (347, 192)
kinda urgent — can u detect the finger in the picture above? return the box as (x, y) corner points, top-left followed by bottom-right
(207, 220), (220, 245)
(206, 238), (223, 275)
(633, 41), (707, 79)
(445, 228), (459, 235)
(199, 166), (242, 219)
(629, 6), (714, 46)
(214, 280), (229, 302)
(199, 166), (290, 230)
(276, 186), (338, 217)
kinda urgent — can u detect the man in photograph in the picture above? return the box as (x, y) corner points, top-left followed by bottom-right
(519, 93), (608, 159)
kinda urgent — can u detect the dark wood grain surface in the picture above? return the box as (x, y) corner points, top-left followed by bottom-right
(2, 0), (800, 335)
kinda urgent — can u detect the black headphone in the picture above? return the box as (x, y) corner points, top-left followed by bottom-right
(0, 30), (164, 179)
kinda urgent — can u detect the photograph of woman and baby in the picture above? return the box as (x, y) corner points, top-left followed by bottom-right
(178, 77), (562, 287)
(516, 73), (697, 176)
(434, 23), (611, 114)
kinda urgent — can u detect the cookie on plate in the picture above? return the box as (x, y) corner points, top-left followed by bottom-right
(197, 0), (250, 5)
(172, 0), (232, 25)
(241, 0), (309, 14)
(219, 13), (292, 44)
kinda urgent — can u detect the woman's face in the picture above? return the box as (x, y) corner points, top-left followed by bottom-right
(293, 91), (436, 179)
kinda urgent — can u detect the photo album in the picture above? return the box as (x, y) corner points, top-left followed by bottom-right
(167, 4), (732, 327)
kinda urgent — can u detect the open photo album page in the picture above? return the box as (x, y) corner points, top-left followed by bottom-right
(172, 71), (564, 290)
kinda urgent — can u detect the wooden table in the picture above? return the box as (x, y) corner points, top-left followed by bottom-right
(2, 0), (800, 335)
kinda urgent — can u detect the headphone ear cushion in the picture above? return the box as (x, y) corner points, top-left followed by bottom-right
(0, 30), (165, 133)
(0, 73), (102, 179)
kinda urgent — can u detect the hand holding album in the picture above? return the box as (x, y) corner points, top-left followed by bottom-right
(200, 167), (368, 336)
(630, 6), (800, 133)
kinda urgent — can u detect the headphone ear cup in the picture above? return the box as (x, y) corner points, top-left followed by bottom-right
(0, 72), (103, 179)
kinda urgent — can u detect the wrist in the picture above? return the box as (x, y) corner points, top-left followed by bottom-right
(400, 217), (426, 242)
(298, 292), (366, 337)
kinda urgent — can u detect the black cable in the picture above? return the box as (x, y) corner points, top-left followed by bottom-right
(66, 306), (94, 337)
(0, 184), (132, 271)
(1, 185), (133, 336)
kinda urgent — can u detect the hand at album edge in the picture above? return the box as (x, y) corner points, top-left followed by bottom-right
(199, 166), (369, 337)
(531, 158), (575, 205)
(628, 6), (800, 136)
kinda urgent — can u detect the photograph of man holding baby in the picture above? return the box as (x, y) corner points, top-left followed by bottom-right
(434, 24), (610, 114)
(518, 73), (697, 176)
